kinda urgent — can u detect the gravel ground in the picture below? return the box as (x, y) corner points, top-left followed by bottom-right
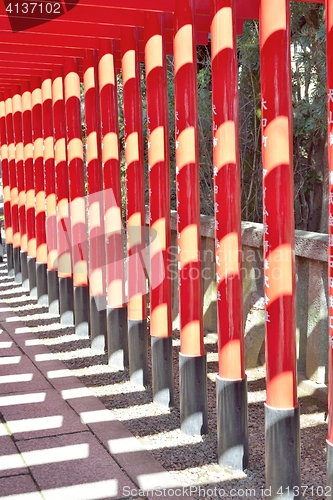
(0, 260), (328, 499)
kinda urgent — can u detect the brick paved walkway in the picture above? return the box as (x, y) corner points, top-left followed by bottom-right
(0, 264), (194, 500)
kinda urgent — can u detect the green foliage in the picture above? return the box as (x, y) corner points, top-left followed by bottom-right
(291, 3), (327, 231)
(237, 20), (262, 222)
(197, 47), (214, 215)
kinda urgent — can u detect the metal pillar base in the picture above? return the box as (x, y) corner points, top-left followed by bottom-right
(59, 277), (74, 325)
(27, 256), (37, 298)
(74, 285), (90, 338)
(327, 441), (333, 492)
(36, 262), (48, 305)
(179, 353), (208, 436)
(216, 376), (249, 470)
(151, 336), (174, 407)
(128, 319), (149, 386)
(90, 295), (107, 352)
(13, 247), (22, 283)
(47, 269), (59, 315)
(6, 243), (14, 277)
(20, 251), (29, 291)
(265, 404), (300, 499)
(107, 306), (128, 369)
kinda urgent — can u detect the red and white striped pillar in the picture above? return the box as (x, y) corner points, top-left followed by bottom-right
(31, 76), (48, 304)
(84, 48), (107, 351)
(145, 12), (174, 406)
(4, 88), (21, 283)
(121, 28), (148, 386)
(211, 0), (248, 470)
(0, 92), (14, 276)
(52, 64), (74, 325)
(260, 0), (300, 494)
(174, 0), (208, 435)
(42, 70), (59, 314)
(12, 85), (29, 290)
(99, 39), (128, 368)
(64, 57), (89, 337)
(21, 81), (37, 297)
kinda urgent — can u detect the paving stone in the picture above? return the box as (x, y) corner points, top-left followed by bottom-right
(1, 388), (87, 440)
(0, 354), (51, 395)
(17, 431), (137, 498)
(66, 394), (115, 419)
(2, 324), (42, 350)
(43, 362), (89, 392)
(0, 474), (41, 499)
(0, 433), (28, 477)
(0, 353), (24, 366)
(83, 411), (192, 499)
(0, 329), (22, 357)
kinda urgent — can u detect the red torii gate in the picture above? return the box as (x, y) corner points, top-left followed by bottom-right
(0, 0), (331, 497)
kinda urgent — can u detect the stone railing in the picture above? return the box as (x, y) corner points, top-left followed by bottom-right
(166, 212), (329, 385)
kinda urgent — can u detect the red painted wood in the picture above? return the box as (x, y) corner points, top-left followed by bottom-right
(0, 31), (100, 52)
(0, 39), (84, 60)
(42, 70), (58, 271)
(0, 93), (12, 246)
(0, 63), (56, 74)
(84, 48), (105, 299)
(260, 0), (297, 409)
(61, 0), (175, 11)
(0, 13), (122, 39)
(145, 12), (172, 338)
(12, 85), (27, 254)
(121, 27), (147, 322)
(4, 89), (20, 250)
(21, 81), (36, 259)
(0, 0), (265, 24)
(98, 39), (125, 308)
(0, 66), (61, 79)
(211, 0), (244, 380)
(0, 6), (144, 28)
(52, 64), (72, 278)
(174, 0), (204, 356)
(31, 76), (47, 265)
(64, 57), (88, 287)
(326, 0), (333, 445)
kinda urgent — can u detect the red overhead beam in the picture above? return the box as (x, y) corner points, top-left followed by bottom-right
(0, 0), (322, 88)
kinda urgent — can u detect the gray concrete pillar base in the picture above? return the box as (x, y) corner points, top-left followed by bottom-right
(74, 285), (90, 337)
(36, 262), (48, 305)
(216, 376), (248, 470)
(107, 306), (128, 369)
(179, 353), (208, 436)
(47, 269), (59, 315)
(265, 404), (300, 499)
(327, 440), (333, 493)
(27, 256), (37, 298)
(13, 246), (22, 283)
(20, 251), (29, 291)
(90, 295), (106, 352)
(59, 277), (74, 325)
(151, 336), (174, 407)
(6, 243), (14, 277)
(128, 318), (149, 386)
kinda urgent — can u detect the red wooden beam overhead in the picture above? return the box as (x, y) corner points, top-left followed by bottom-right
(0, 0), (323, 88)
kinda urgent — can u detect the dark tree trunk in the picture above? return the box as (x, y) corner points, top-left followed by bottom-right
(307, 135), (327, 232)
